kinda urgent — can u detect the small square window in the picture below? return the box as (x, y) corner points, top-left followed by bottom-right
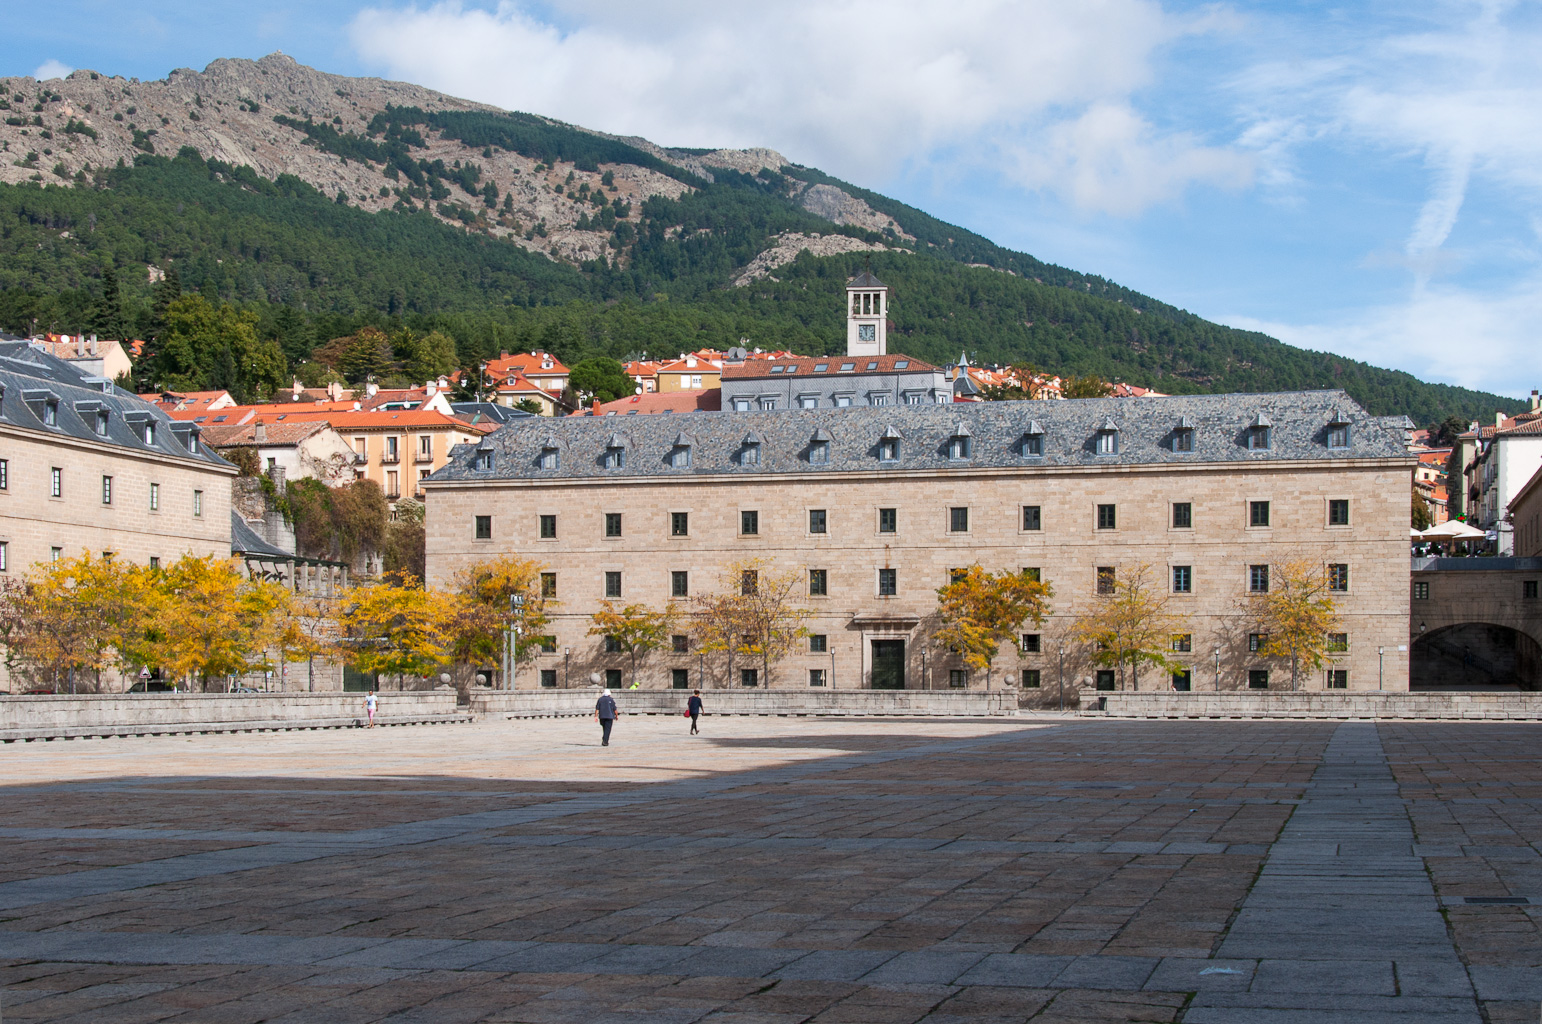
(1327, 632), (1349, 653)
(1250, 501), (1270, 527)
(1171, 633), (1193, 652)
(1097, 566), (1116, 594)
(673, 668), (691, 689)
(1327, 669), (1348, 688)
(1096, 504), (1116, 530)
(671, 511), (689, 536)
(1249, 564), (1270, 593)
(809, 668), (827, 687)
(605, 571), (622, 598)
(50, 547), (62, 562)
(538, 635), (557, 653)
(1022, 505), (1042, 531)
(1022, 434), (1043, 457)
(671, 570), (689, 598)
(950, 506), (969, 533)
(539, 514), (557, 539)
(1248, 669), (1270, 689)
(1096, 431), (1118, 455)
(1328, 499), (1350, 526)
(949, 669), (969, 688)
(1172, 565), (1192, 593)
(672, 634), (690, 654)
(1022, 567), (1041, 582)
(1172, 670), (1192, 690)
(538, 448), (559, 471)
(604, 635), (623, 654)
(541, 572), (557, 598)
(741, 443), (760, 466)
(473, 451), (494, 471)
(1247, 426), (1271, 450)
(949, 437), (971, 460)
(1248, 632), (1267, 652)
(741, 668), (759, 688)
(878, 507), (897, 533)
(540, 669), (558, 688)
(741, 509), (759, 535)
(1172, 502), (1192, 529)
(1414, 581), (1430, 600)
(1095, 670), (1116, 691)
(604, 512), (622, 538)
(1329, 563), (1349, 592)
(809, 509), (827, 534)
(1525, 581), (1539, 600)
(1021, 669), (1041, 688)
(810, 634), (828, 653)
(1021, 633), (1041, 653)
(809, 569), (828, 596)
(671, 447), (691, 468)
(809, 441), (829, 464)
(475, 515), (492, 539)
(604, 447), (625, 470)
(606, 668), (623, 688)
(878, 568), (897, 596)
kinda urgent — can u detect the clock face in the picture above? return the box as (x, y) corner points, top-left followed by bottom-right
(858, 324), (876, 342)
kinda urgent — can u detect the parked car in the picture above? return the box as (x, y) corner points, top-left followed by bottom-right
(22, 687), (57, 695)
(127, 681), (174, 693)
(231, 686), (262, 693)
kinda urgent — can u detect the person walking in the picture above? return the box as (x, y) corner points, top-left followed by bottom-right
(595, 688), (618, 746)
(687, 689), (703, 735)
(364, 689), (378, 728)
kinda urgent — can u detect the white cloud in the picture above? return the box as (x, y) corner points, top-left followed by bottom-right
(32, 59), (73, 81)
(348, 0), (1249, 214)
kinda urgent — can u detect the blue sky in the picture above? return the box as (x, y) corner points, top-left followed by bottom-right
(5, 0), (1540, 398)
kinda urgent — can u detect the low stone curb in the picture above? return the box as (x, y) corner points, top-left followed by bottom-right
(0, 713), (474, 743)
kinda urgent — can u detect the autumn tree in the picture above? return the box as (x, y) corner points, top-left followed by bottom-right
(1062, 373), (1111, 399)
(447, 555), (552, 672)
(691, 559), (809, 688)
(689, 588), (750, 688)
(287, 478), (388, 569)
(588, 600), (680, 688)
(1249, 559), (1343, 691)
(1069, 563), (1184, 691)
(0, 552), (142, 691)
(273, 591), (341, 692)
(339, 572), (453, 688)
(933, 565), (1054, 687)
(156, 555), (276, 690)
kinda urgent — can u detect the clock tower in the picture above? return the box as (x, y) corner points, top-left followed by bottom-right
(846, 269), (888, 357)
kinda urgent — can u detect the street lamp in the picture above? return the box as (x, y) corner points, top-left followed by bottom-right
(507, 593), (525, 690)
(1214, 647), (1221, 691)
(564, 647), (571, 688)
(1057, 643), (1065, 712)
(1378, 646), (1385, 691)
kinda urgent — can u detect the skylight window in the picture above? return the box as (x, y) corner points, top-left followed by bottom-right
(840, 363), (855, 372)
(867, 362), (878, 370)
(814, 363), (828, 372)
(894, 360), (909, 369)
(770, 365), (784, 373)
(784, 365), (797, 374)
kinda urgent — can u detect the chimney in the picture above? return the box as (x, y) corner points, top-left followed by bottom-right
(254, 419), (267, 443)
(89, 334), (98, 356)
(1532, 389), (1539, 412)
(1497, 411), (1506, 429)
(425, 380), (437, 397)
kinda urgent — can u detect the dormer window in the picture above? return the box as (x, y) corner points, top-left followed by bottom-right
(670, 432), (693, 469)
(732, 397), (751, 412)
(538, 446), (560, 471)
(740, 431), (763, 467)
(1327, 410), (1351, 449)
(798, 394), (818, 410)
(1020, 421), (1045, 457)
(948, 423), (972, 461)
(143, 421), (156, 445)
(1095, 418), (1119, 455)
(473, 447), (495, 471)
(604, 439), (626, 470)
(879, 426), (901, 463)
(186, 429), (199, 453)
(44, 401), (58, 427)
(1173, 415), (1195, 453)
(808, 428), (831, 465)
(95, 411), (110, 436)
(1247, 413), (1272, 450)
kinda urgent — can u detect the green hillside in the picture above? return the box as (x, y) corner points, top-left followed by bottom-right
(0, 146), (1519, 426)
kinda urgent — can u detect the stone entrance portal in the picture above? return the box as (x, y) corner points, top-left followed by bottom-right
(870, 640), (906, 690)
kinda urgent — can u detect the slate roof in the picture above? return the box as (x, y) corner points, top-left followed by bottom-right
(848, 270), (886, 289)
(0, 341), (233, 470)
(723, 354), (937, 381)
(429, 389), (1412, 484)
(201, 420), (332, 447)
(230, 513), (293, 559)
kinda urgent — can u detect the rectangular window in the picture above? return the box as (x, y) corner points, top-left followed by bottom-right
(1095, 670), (1116, 691)
(606, 668), (623, 688)
(1327, 632), (1349, 653)
(475, 515), (492, 539)
(673, 668), (690, 689)
(671, 511), (689, 536)
(473, 451), (493, 471)
(741, 569), (758, 595)
(419, 435), (433, 458)
(741, 509), (759, 535)
(1172, 502), (1192, 529)
(149, 483), (159, 511)
(1022, 505), (1042, 531)
(1249, 564), (1270, 593)
(809, 634), (828, 653)
(1021, 633), (1041, 653)
(149, 555), (159, 571)
(809, 668), (827, 687)
(1172, 565), (1192, 593)
(809, 569), (828, 596)
(604, 512), (622, 538)
(1414, 581), (1430, 600)
(0, 458), (7, 489)
(95, 411), (109, 436)
(741, 668), (759, 687)
(1096, 504), (1116, 530)
(671, 570), (689, 598)
(1248, 669), (1270, 689)
(386, 470), (399, 498)
(878, 507), (897, 533)
(1525, 581), (1539, 600)
(1174, 429), (1194, 453)
(1328, 499), (1350, 526)
(672, 634), (690, 654)
(0, 541), (6, 572)
(1022, 567), (1041, 582)
(44, 401), (57, 427)
(604, 635), (622, 654)
(540, 669), (557, 688)
(1327, 668), (1348, 688)
(1022, 669), (1041, 688)
(192, 490), (203, 517)
(538, 448), (559, 471)
(50, 547), (62, 562)
(878, 568), (897, 596)
(541, 572), (557, 598)
(1172, 670), (1192, 691)
(949, 567), (968, 586)
(605, 571), (622, 598)
(809, 441), (829, 464)
(809, 508), (827, 534)
(143, 422), (156, 445)
(1247, 427), (1271, 450)
(1096, 566), (1116, 594)
(879, 438), (899, 461)
(51, 467), (62, 498)
(950, 506), (969, 533)
(1249, 633), (1267, 653)
(101, 475), (112, 505)
(1172, 633), (1193, 653)
(949, 669), (969, 688)
(1250, 500), (1271, 527)
(538, 635), (557, 653)
(539, 514), (557, 539)
(1096, 431), (1117, 455)
(1328, 563), (1349, 592)
(1022, 435), (1043, 457)
(1328, 425), (1350, 448)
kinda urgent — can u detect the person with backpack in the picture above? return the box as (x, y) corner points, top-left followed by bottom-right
(595, 688), (618, 746)
(687, 690), (703, 735)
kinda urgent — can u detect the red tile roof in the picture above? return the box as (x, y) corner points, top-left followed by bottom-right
(722, 353), (937, 381)
(572, 390), (722, 416)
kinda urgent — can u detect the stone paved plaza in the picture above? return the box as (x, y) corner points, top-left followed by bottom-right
(3, 714), (1542, 1023)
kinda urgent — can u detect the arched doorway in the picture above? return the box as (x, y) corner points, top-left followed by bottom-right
(1411, 623), (1542, 690)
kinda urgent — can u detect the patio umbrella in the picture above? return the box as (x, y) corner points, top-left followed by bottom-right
(1419, 521), (1485, 541)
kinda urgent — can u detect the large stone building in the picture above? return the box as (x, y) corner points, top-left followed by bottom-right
(424, 390), (1416, 693)
(0, 340), (236, 573)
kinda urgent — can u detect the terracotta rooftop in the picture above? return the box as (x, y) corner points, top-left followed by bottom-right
(200, 420), (332, 446)
(573, 390), (722, 416)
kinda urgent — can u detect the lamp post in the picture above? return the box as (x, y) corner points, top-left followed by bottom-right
(1214, 647), (1221, 691)
(1057, 643), (1065, 712)
(564, 647), (571, 688)
(508, 594), (525, 690)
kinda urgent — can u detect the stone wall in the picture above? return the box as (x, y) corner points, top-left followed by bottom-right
(471, 689), (1019, 718)
(1083, 690), (1542, 719)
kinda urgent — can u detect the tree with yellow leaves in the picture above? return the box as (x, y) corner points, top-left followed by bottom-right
(1249, 559), (1342, 691)
(447, 554), (552, 671)
(155, 555), (277, 690)
(0, 551), (142, 691)
(339, 571), (453, 689)
(1069, 563), (1184, 691)
(691, 558), (809, 688)
(270, 591), (342, 692)
(588, 600), (679, 688)
(933, 565), (1054, 687)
